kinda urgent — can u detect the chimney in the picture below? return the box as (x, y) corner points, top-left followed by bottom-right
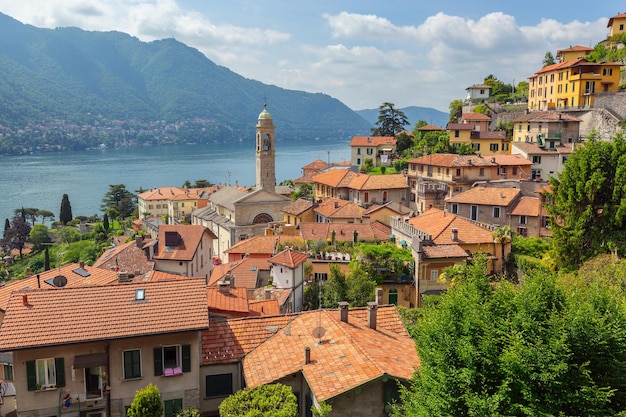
(367, 302), (378, 330)
(22, 294), (28, 306)
(80, 261), (85, 269)
(451, 228), (459, 242)
(229, 275), (235, 288)
(375, 288), (384, 305)
(26, 267), (31, 276)
(338, 301), (349, 323)
(136, 235), (143, 248)
(264, 288), (272, 300)
(304, 347), (311, 365)
(118, 271), (130, 282)
(334, 201), (339, 209)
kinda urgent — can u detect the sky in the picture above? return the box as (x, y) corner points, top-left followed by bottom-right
(0, 1), (619, 112)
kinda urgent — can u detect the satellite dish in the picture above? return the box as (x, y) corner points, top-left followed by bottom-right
(311, 326), (326, 339)
(53, 275), (68, 288)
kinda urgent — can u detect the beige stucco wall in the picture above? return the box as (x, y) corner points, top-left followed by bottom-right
(199, 363), (241, 417)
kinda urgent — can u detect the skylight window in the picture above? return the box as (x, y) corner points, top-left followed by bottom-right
(135, 289), (145, 301)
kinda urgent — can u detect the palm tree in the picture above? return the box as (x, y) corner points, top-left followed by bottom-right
(492, 225), (512, 274)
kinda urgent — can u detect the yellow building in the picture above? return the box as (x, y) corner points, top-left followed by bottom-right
(528, 59), (621, 110)
(556, 45), (593, 63)
(447, 112), (509, 155)
(608, 12), (626, 37)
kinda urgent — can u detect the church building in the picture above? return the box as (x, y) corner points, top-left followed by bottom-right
(193, 105), (291, 263)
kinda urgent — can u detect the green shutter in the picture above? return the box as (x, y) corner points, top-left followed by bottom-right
(181, 344), (191, 373)
(153, 347), (163, 376)
(55, 357), (65, 387)
(164, 399), (183, 417)
(123, 351), (132, 379)
(26, 360), (36, 391)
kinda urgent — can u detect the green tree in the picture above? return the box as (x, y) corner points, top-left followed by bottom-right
(448, 99), (463, 123)
(492, 225), (512, 275)
(371, 102), (410, 136)
(3, 218), (9, 238)
(59, 194), (73, 225)
(346, 262), (375, 307)
(322, 264), (348, 308)
(545, 132), (626, 270)
(219, 383), (297, 417)
(103, 213), (110, 232)
(395, 131), (414, 154)
(294, 183), (313, 200)
(101, 184), (136, 219)
(15, 207), (39, 226)
(543, 51), (556, 67)
(37, 209), (55, 224)
(1, 216), (31, 258)
(58, 226), (81, 244)
(192, 179), (214, 188)
(127, 383), (163, 417)
(311, 401), (332, 417)
(29, 224), (52, 251)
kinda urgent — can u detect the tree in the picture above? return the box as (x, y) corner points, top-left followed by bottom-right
(15, 207), (39, 226)
(392, 258), (626, 416)
(322, 264), (348, 308)
(360, 158), (374, 173)
(3, 218), (9, 238)
(293, 182), (313, 200)
(492, 225), (512, 274)
(37, 209), (55, 224)
(127, 383), (163, 417)
(103, 213), (110, 232)
(219, 383), (297, 417)
(58, 226), (81, 244)
(543, 51), (556, 67)
(101, 184), (136, 220)
(311, 402), (332, 417)
(346, 262), (375, 307)
(2, 216), (31, 258)
(448, 99), (463, 123)
(59, 194), (73, 225)
(395, 131), (414, 154)
(371, 102), (409, 136)
(544, 132), (626, 270)
(29, 224), (52, 251)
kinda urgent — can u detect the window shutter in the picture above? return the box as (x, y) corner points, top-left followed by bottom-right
(26, 360), (36, 391)
(55, 357), (66, 387)
(181, 344), (191, 373)
(153, 347), (163, 376)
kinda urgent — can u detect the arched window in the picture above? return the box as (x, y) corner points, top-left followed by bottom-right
(253, 213), (273, 224)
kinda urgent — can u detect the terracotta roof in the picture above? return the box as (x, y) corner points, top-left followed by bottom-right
(248, 299), (281, 316)
(446, 122), (475, 130)
(348, 173), (407, 191)
(471, 130), (506, 140)
(250, 287), (292, 308)
(137, 186), (186, 201)
(146, 271), (191, 281)
(207, 286), (250, 315)
(225, 235), (278, 256)
(154, 224), (216, 261)
(462, 112), (491, 121)
(421, 244), (469, 259)
(510, 196), (541, 217)
(490, 154), (533, 166)
(407, 208), (495, 245)
(242, 306), (419, 401)
(0, 279), (209, 351)
(268, 249), (309, 268)
(314, 199), (363, 219)
(513, 111), (581, 123)
(299, 221), (391, 242)
(446, 187), (520, 206)
(93, 238), (154, 279)
(0, 263), (120, 312)
(417, 124), (445, 131)
(556, 45), (594, 55)
(608, 13), (626, 27)
(312, 169), (355, 188)
(208, 258), (270, 289)
(281, 198), (314, 216)
(407, 153), (495, 167)
(362, 201), (412, 217)
(302, 159), (330, 170)
(349, 136), (397, 147)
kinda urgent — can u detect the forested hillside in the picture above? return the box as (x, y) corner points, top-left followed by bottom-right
(0, 13), (372, 154)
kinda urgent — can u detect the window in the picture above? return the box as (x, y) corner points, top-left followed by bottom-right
(388, 289), (398, 305)
(123, 350), (142, 379)
(493, 207), (501, 218)
(357, 148), (361, 155)
(164, 399), (183, 417)
(3, 364), (13, 381)
(455, 168), (461, 176)
(357, 158), (361, 165)
(206, 374), (233, 398)
(430, 270), (439, 281)
(517, 227), (528, 237)
(603, 68), (613, 76)
(479, 168), (485, 176)
(85, 366), (103, 398)
(532, 155), (542, 164)
(512, 167), (518, 176)
(454, 130), (460, 138)
(519, 215), (527, 224)
(450, 203), (458, 214)
(470, 205), (478, 221)
(366, 148), (373, 155)
(490, 143), (499, 151)
(154, 345), (191, 376)
(518, 124), (522, 132)
(26, 358), (65, 390)
(363, 192), (369, 203)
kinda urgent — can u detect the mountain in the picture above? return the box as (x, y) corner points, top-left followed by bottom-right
(356, 106), (448, 130)
(0, 13), (372, 153)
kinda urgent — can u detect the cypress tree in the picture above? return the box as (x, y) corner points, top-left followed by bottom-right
(59, 194), (73, 225)
(3, 218), (9, 238)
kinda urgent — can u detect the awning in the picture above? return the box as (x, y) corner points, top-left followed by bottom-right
(73, 353), (108, 368)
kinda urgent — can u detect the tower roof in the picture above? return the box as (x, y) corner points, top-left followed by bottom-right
(258, 104), (272, 120)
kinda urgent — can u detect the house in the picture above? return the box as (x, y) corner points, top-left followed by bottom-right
(607, 12), (626, 37)
(362, 201), (413, 227)
(153, 224), (217, 279)
(298, 222), (391, 244)
(528, 59), (621, 110)
(447, 113), (510, 155)
(465, 84), (491, 103)
(349, 136), (397, 168)
(445, 186), (522, 226)
(556, 45), (594, 63)
(206, 278), (280, 319)
(293, 159), (353, 185)
(222, 235), (279, 263)
(346, 173), (409, 207)
(93, 236), (155, 280)
(311, 168), (355, 201)
(137, 186), (187, 220)
(314, 198), (364, 223)
(208, 257), (272, 290)
(509, 196), (544, 238)
(0, 279), (209, 417)
(281, 199), (316, 229)
(268, 249), (309, 313)
(490, 154), (534, 180)
(391, 208), (507, 305)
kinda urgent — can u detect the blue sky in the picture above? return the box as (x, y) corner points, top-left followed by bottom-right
(0, 1), (618, 112)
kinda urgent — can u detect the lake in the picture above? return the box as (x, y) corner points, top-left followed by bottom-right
(0, 140), (351, 224)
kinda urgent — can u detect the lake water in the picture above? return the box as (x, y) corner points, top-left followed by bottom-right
(0, 140), (351, 223)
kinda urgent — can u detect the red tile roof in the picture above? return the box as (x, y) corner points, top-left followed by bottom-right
(242, 306), (419, 401)
(281, 198), (314, 216)
(207, 286), (250, 315)
(248, 299), (281, 316)
(312, 169), (355, 188)
(407, 153), (495, 167)
(94, 239), (154, 279)
(0, 263), (120, 312)
(510, 197), (541, 217)
(408, 208), (495, 245)
(490, 154), (533, 166)
(0, 279), (209, 351)
(422, 244), (469, 259)
(154, 224), (216, 261)
(268, 249), (309, 268)
(208, 258), (270, 289)
(462, 112), (491, 121)
(417, 124), (445, 131)
(137, 186), (186, 201)
(446, 187), (520, 206)
(348, 173), (407, 191)
(349, 136), (397, 147)
(299, 221), (391, 242)
(225, 235), (278, 256)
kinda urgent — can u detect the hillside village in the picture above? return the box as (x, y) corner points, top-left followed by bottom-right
(1, 11), (626, 417)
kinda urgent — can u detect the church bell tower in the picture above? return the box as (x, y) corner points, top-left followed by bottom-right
(255, 104), (276, 192)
